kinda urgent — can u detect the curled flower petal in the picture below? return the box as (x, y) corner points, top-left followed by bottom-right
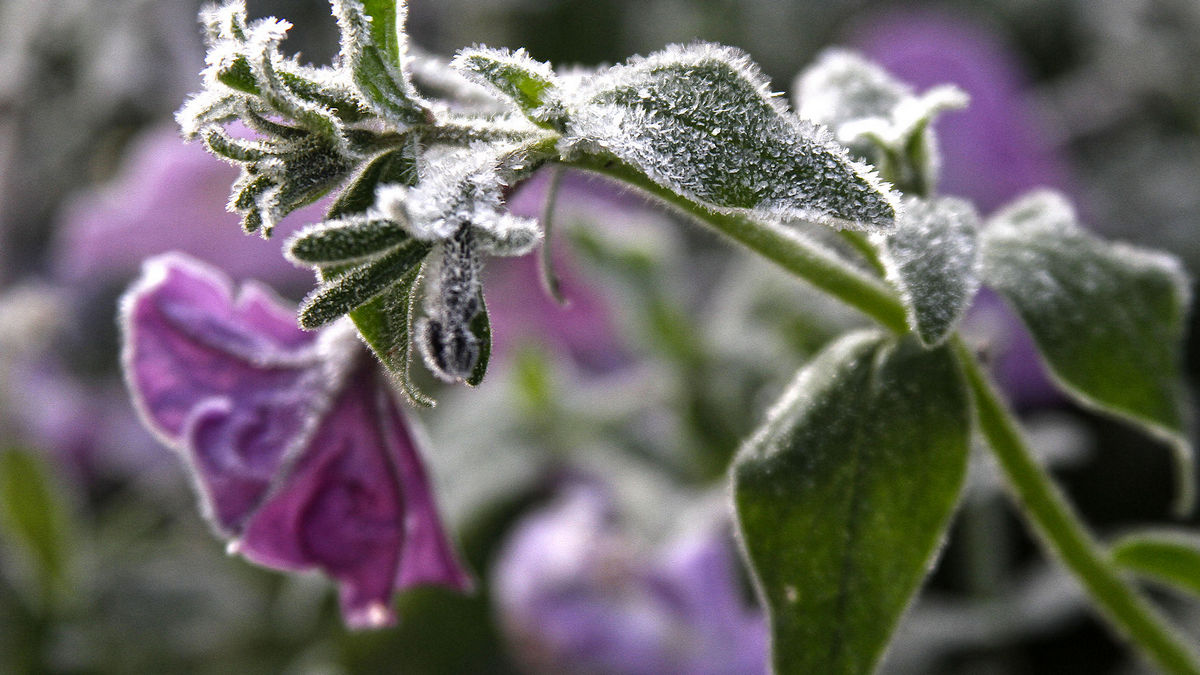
(121, 253), (470, 627)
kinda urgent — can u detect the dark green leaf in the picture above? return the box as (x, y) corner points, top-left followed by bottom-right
(465, 291), (491, 387)
(333, 0), (426, 126)
(347, 264), (434, 406)
(0, 449), (72, 598)
(565, 43), (898, 231)
(733, 331), (970, 674)
(981, 190), (1194, 512)
(328, 147), (419, 219)
(1111, 530), (1200, 599)
(299, 239), (431, 329)
(880, 197), (981, 347)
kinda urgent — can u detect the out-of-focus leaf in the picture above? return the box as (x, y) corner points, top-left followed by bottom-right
(563, 43), (898, 232)
(1111, 530), (1200, 599)
(880, 196), (981, 347)
(733, 332), (969, 674)
(981, 190), (1194, 512)
(0, 449), (72, 599)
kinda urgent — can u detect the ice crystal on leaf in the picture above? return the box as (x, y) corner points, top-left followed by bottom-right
(560, 43), (899, 232)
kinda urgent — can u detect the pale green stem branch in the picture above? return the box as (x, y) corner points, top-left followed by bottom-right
(566, 157), (909, 334)
(953, 336), (1200, 675)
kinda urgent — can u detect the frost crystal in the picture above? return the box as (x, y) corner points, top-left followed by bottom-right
(375, 143), (541, 256)
(795, 48), (967, 194)
(560, 43), (899, 232)
(878, 197), (981, 346)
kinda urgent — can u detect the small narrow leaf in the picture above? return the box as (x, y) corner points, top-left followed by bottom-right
(981, 190), (1194, 513)
(563, 43), (898, 231)
(300, 239), (431, 329)
(287, 216), (412, 265)
(733, 331), (970, 675)
(451, 47), (559, 122)
(879, 197), (981, 347)
(1111, 530), (1200, 599)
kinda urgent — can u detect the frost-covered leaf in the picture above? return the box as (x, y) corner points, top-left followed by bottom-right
(1111, 530), (1200, 599)
(795, 48), (967, 195)
(981, 190), (1194, 512)
(879, 197), (981, 346)
(331, 0), (427, 126)
(287, 216), (412, 266)
(561, 43), (898, 231)
(733, 331), (969, 675)
(451, 47), (560, 124)
(299, 239), (432, 329)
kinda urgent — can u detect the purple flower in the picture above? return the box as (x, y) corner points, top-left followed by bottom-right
(492, 484), (766, 674)
(54, 126), (320, 290)
(120, 253), (470, 628)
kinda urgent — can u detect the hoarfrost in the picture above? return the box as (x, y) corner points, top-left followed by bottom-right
(560, 43), (899, 232)
(878, 197), (981, 347)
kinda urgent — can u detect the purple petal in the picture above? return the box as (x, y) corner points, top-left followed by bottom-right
(493, 485), (766, 674)
(121, 254), (321, 532)
(238, 362), (471, 628)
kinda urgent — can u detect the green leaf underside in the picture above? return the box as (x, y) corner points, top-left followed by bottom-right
(981, 191), (1194, 512)
(567, 44), (897, 231)
(0, 449), (71, 592)
(734, 331), (970, 675)
(881, 197), (980, 347)
(1111, 531), (1200, 599)
(362, 0), (403, 67)
(453, 48), (555, 116)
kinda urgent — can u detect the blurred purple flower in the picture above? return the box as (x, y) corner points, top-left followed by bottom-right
(53, 125), (320, 291)
(493, 484), (766, 674)
(848, 9), (1073, 213)
(485, 170), (639, 372)
(120, 253), (470, 628)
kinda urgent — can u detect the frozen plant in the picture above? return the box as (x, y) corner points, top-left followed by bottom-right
(125, 0), (1200, 672)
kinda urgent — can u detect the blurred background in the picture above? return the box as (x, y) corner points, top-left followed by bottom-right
(1, 0), (1199, 672)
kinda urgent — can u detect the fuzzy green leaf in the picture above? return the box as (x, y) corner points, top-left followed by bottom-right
(299, 239), (431, 329)
(733, 331), (970, 675)
(452, 47), (558, 122)
(348, 264), (433, 406)
(563, 43), (898, 231)
(1111, 530), (1200, 599)
(880, 197), (981, 347)
(333, 0), (426, 126)
(981, 190), (1194, 513)
(287, 217), (412, 265)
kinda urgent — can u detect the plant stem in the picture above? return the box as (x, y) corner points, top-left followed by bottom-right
(568, 158), (909, 334)
(952, 336), (1200, 675)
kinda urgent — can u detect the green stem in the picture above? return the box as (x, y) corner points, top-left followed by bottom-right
(566, 157), (909, 334)
(952, 336), (1200, 675)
